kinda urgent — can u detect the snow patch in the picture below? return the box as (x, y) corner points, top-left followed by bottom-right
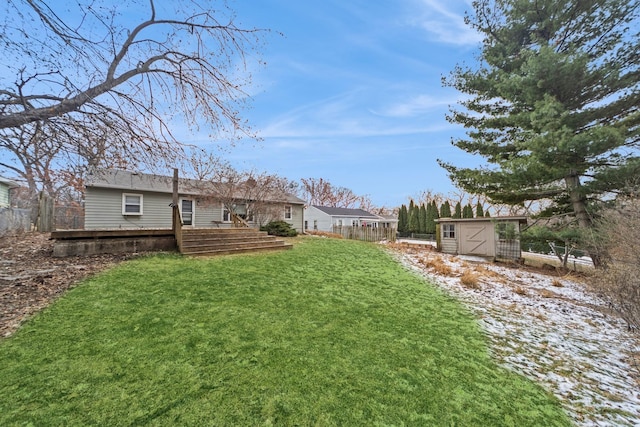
(391, 247), (640, 426)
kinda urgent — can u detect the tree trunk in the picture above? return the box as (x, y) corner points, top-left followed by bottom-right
(565, 174), (602, 267)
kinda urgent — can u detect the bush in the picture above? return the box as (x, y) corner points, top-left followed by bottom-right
(260, 221), (298, 237)
(589, 197), (640, 332)
(460, 270), (481, 289)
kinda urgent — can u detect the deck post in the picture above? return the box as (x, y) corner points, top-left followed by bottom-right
(172, 168), (179, 232)
(171, 168), (184, 252)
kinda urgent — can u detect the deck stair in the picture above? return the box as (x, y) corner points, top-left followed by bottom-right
(179, 227), (292, 256)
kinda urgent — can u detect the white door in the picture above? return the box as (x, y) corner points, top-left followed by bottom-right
(180, 199), (194, 226)
(460, 223), (492, 256)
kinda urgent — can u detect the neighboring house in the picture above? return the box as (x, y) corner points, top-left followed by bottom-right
(84, 169), (305, 232)
(304, 205), (395, 232)
(377, 213), (399, 230)
(436, 216), (527, 261)
(0, 176), (19, 208)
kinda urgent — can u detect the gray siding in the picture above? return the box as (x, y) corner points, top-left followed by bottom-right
(192, 200), (223, 228)
(304, 206), (333, 231)
(85, 188), (173, 229)
(288, 204), (304, 233)
(441, 237), (458, 254)
(86, 187), (305, 232)
(0, 183), (9, 208)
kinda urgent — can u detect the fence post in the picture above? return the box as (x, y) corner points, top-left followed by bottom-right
(35, 191), (54, 232)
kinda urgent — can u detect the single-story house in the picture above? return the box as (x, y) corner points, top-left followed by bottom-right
(436, 216), (528, 261)
(84, 169), (306, 232)
(377, 213), (399, 229)
(0, 176), (19, 208)
(304, 205), (396, 232)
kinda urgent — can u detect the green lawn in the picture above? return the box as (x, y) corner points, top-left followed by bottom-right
(0, 237), (570, 426)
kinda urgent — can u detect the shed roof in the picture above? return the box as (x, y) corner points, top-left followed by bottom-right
(86, 168), (305, 205)
(435, 216), (528, 225)
(311, 205), (380, 218)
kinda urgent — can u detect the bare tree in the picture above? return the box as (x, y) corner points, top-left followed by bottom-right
(185, 161), (297, 228)
(589, 193), (640, 331)
(414, 190), (445, 208)
(299, 177), (371, 209)
(0, 124), (62, 197)
(1, 0), (264, 193)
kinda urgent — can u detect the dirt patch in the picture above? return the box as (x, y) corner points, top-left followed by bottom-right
(0, 233), (144, 338)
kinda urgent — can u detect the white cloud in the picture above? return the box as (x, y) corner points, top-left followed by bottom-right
(373, 94), (450, 118)
(411, 0), (483, 46)
(257, 91), (455, 141)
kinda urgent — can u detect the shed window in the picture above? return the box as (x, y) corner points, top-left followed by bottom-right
(442, 224), (455, 239)
(284, 205), (292, 220)
(496, 222), (517, 240)
(122, 193), (143, 215)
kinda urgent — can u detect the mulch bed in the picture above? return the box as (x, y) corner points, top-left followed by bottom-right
(0, 233), (138, 338)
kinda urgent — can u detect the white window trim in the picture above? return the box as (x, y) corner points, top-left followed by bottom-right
(122, 193), (143, 215)
(223, 203), (252, 222)
(443, 224), (455, 239)
(222, 204), (231, 222)
(179, 198), (195, 226)
(284, 205), (292, 220)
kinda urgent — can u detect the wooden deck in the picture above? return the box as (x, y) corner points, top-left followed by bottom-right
(52, 229), (174, 240)
(51, 227), (292, 257)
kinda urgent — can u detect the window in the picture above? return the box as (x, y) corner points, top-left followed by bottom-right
(122, 193), (143, 215)
(180, 199), (194, 226)
(496, 222), (517, 240)
(442, 224), (455, 239)
(284, 205), (292, 220)
(223, 203), (251, 222)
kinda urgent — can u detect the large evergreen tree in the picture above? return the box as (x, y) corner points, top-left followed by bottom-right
(475, 201), (485, 218)
(440, 0), (640, 249)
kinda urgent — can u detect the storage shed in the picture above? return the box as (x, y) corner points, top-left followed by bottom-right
(436, 216), (528, 261)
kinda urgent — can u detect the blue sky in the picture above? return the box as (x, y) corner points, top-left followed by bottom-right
(210, 0), (484, 208)
(0, 0), (483, 208)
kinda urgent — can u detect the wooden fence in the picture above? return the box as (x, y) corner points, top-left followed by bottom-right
(0, 207), (31, 236)
(332, 225), (396, 242)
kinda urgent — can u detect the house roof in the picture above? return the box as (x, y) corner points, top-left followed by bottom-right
(435, 216), (528, 225)
(311, 205), (380, 218)
(378, 213), (399, 223)
(0, 176), (19, 188)
(86, 168), (305, 205)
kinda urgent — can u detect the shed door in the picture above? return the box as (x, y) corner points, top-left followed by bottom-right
(460, 224), (491, 256)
